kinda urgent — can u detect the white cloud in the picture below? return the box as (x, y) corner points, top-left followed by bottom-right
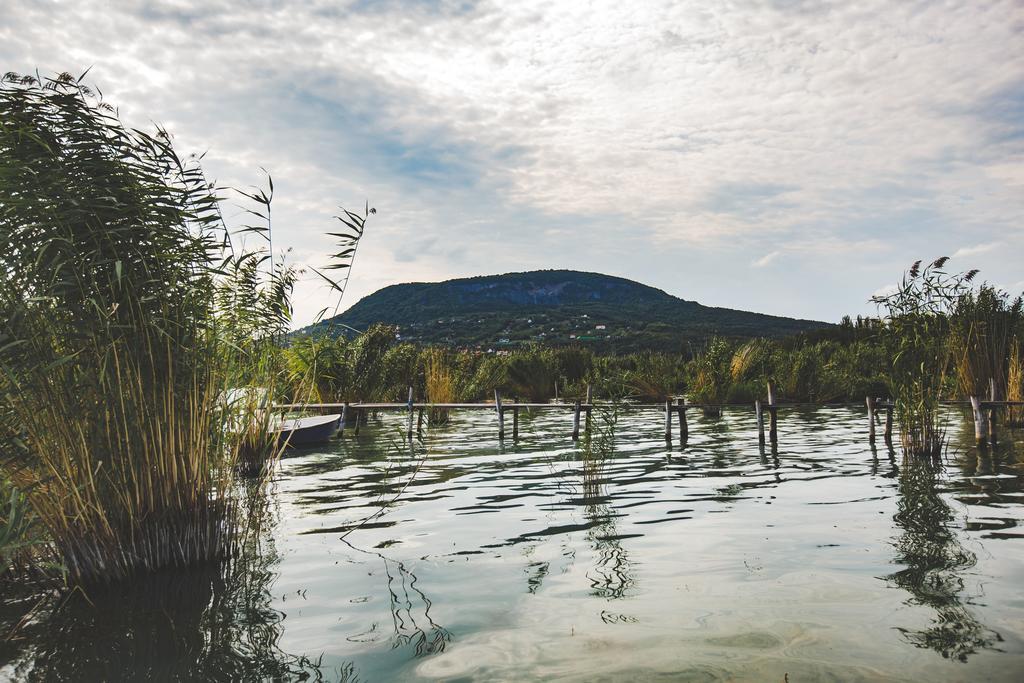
(2, 0), (1022, 324)
(871, 284), (899, 299)
(752, 251), (781, 268)
(952, 242), (1000, 259)
(993, 281), (1024, 296)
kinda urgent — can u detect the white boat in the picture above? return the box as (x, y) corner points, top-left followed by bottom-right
(271, 414), (341, 447)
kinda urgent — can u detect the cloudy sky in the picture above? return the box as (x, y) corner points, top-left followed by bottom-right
(3, 0), (1022, 326)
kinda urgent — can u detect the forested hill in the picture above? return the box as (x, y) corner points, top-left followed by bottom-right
(306, 270), (832, 352)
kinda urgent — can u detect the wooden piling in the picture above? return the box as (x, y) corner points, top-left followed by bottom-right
(353, 407), (361, 435)
(989, 378), (998, 446)
(585, 385), (593, 432)
(495, 390), (505, 439)
(767, 380), (778, 445)
(677, 398), (688, 445)
(866, 396), (876, 444)
(584, 384), (593, 432)
(512, 398), (519, 441)
(970, 396), (988, 447)
(417, 407), (424, 434)
(572, 399), (581, 440)
(755, 399), (765, 447)
(883, 403), (893, 444)
(340, 402), (348, 436)
(406, 386), (414, 438)
(664, 400), (672, 442)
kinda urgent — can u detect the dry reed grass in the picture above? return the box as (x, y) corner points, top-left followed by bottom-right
(424, 348), (455, 424)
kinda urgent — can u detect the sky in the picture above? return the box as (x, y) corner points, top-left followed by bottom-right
(2, 0), (1022, 327)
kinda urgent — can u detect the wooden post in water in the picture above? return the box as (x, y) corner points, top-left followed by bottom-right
(353, 407), (361, 435)
(677, 398), (688, 446)
(664, 400), (672, 442)
(883, 402), (893, 444)
(417, 407), (424, 435)
(755, 399), (765, 447)
(572, 399), (582, 440)
(340, 402), (348, 436)
(512, 398), (519, 441)
(766, 380), (778, 445)
(495, 390), (505, 440)
(970, 396), (988, 447)
(585, 384), (593, 432)
(989, 378), (998, 446)
(866, 396), (876, 444)
(406, 387), (415, 439)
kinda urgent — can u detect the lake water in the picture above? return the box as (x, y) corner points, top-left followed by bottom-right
(3, 406), (1024, 681)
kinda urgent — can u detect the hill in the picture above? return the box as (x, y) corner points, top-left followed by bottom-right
(307, 270), (832, 352)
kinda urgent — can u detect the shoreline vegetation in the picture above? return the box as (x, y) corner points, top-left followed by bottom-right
(2, 71), (1023, 633)
(0, 72), (363, 588)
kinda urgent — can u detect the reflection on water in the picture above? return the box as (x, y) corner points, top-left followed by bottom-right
(0, 484), (336, 681)
(2, 407), (1024, 680)
(340, 538), (452, 658)
(886, 455), (1003, 661)
(580, 404), (636, 601)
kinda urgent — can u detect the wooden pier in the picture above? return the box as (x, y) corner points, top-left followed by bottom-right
(273, 384), (1024, 450)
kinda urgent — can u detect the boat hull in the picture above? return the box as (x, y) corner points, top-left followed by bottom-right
(272, 414), (341, 447)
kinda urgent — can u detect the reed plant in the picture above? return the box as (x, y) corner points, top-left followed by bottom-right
(1007, 340), (1023, 426)
(726, 338), (771, 403)
(0, 477), (48, 579)
(622, 351), (686, 402)
(687, 338), (733, 415)
(872, 258), (974, 456)
(553, 347), (594, 398)
(948, 285), (1023, 400)
(423, 347), (455, 424)
(505, 347), (559, 402)
(347, 324), (414, 401)
(214, 249), (299, 476)
(284, 334), (351, 403)
(0, 72), (300, 583)
(462, 354), (504, 400)
(729, 338), (769, 384)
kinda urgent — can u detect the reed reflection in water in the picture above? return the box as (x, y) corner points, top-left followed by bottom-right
(2, 483), (348, 682)
(580, 403), (636, 601)
(886, 454), (1004, 661)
